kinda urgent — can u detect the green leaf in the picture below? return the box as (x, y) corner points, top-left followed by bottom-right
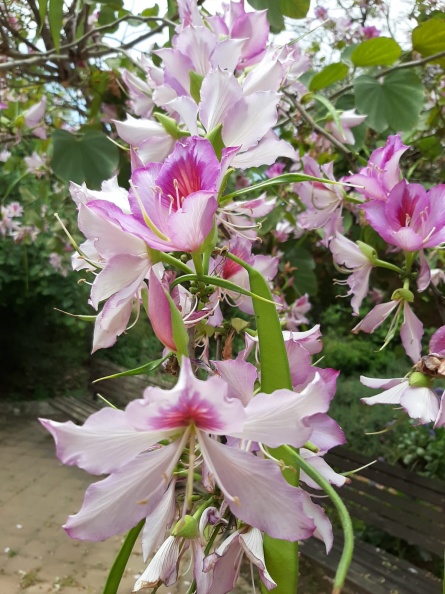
(351, 37), (402, 67)
(412, 18), (445, 65)
(51, 130), (120, 188)
(154, 112), (187, 139)
(164, 290), (189, 359)
(102, 520), (144, 594)
(205, 123), (225, 160)
(38, 0), (47, 31)
(280, 0), (310, 19)
(284, 246), (317, 296)
(354, 71), (424, 133)
(309, 63), (349, 91)
(225, 253), (297, 594)
(341, 44), (359, 66)
(189, 71), (204, 104)
(92, 356), (170, 382)
(221, 172), (344, 203)
(49, 0), (64, 52)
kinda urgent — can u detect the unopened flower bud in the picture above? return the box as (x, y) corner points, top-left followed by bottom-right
(391, 288), (414, 302)
(409, 371), (432, 388)
(356, 241), (378, 265)
(172, 515), (199, 539)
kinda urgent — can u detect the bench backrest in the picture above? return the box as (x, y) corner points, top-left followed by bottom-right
(325, 447), (445, 557)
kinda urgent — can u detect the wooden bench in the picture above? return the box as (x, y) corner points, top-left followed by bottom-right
(300, 447), (444, 594)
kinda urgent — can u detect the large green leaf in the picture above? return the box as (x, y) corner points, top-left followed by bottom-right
(412, 18), (445, 65)
(280, 0), (310, 19)
(309, 63), (349, 91)
(354, 71), (424, 133)
(351, 37), (402, 66)
(49, 0), (63, 52)
(284, 246), (317, 296)
(51, 130), (120, 188)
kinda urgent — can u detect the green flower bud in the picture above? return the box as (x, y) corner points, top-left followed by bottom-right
(391, 288), (414, 302)
(409, 371), (432, 389)
(15, 115), (25, 128)
(356, 241), (378, 265)
(172, 515), (199, 539)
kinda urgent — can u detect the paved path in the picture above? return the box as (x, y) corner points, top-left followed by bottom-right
(0, 417), (257, 594)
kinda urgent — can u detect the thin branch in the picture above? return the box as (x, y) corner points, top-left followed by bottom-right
(292, 96), (353, 157)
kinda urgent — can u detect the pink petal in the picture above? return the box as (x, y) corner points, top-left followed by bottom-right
(352, 300), (399, 334)
(126, 358), (246, 435)
(400, 387), (439, 424)
(240, 528), (276, 589)
(141, 481), (177, 562)
(64, 438), (186, 540)
(301, 491), (333, 553)
(231, 131), (296, 168)
(90, 254), (150, 309)
(360, 375), (405, 389)
(434, 392), (445, 428)
(134, 536), (180, 591)
(39, 408), (152, 474)
(222, 92), (280, 151)
(429, 325), (445, 356)
(198, 434), (315, 541)
(199, 69), (243, 133)
(92, 291), (134, 352)
(307, 413), (346, 452)
(168, 192), (218, 252)
(212, 359), (257, 405)
(361, 380), (408, 407)
(299, 450), (346, 489)
(400, 302), (423, 363)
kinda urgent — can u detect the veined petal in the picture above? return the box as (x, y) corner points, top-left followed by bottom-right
(301, 491), (333, 553)
(114, 114), (167, 146)
(92, 290), (135, 352)
(434, 392), (445, 428)
(307, 413), (346, 452)
(212, 359), (257, 405)
(168, 96), (199, 135)
(430, 325), (445, 356)
(361, 380), (408, 406)
(299, 450), (346, 489)
(400, 387), (439, 424)
(352, 300), (399, 334)
(198, 433), (315, 541)
(360, 375), (405, 389)
(39, 408), (152, 474)
(133, 536), (180, 591)
(199, 69), (243, 133)
(239, 373), (332, 448)
(64, 437), (186, 541)
(90, 254), (150, 309)
(126, 358), (246, 434)
(168, 192), (218, 252)
(141, 480), (177, 562)
(239, 528), (276, 590)
(400, 302), (423, 363)
(222, 92), (280, 151)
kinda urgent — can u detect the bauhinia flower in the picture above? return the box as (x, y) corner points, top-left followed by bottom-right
(344, 134), (409, 201)
(352, 294), (424, 363)
(325, 109), (366, 145)
(23, 96), (47, 139)
(362, 181), (445, 252)
(330, 233), (375, 315)
(40, 358), (339, 543)
(361, 372), (440, 424)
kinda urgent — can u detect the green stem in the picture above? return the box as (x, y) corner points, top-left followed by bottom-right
(102, 520), (145, 594)
(192, 252), (204, 276)
(159, 252), (194, 274)
(374, 259), (403, 275)
(283, 446), (354, 594)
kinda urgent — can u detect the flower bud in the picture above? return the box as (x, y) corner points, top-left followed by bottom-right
(357, 241), (378, 265)
(408, 371), (432, 389)
(172, 515), (199, 539)
(391, 288), (414, 302)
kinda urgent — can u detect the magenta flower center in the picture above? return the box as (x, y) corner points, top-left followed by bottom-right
(149, 390), (224, 431)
